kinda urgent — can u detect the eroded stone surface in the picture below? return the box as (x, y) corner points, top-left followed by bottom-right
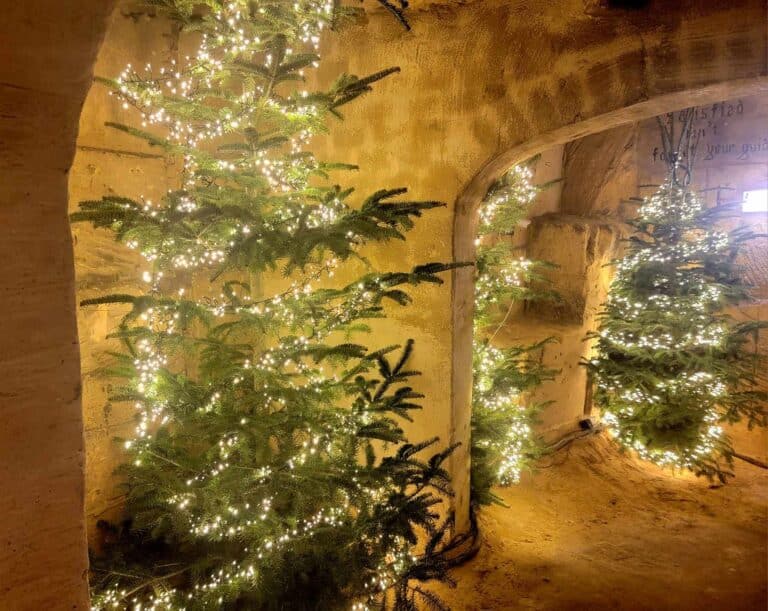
(0, 2), (117, 608)
(2, 5), (768, 604)
(69, 8), (178, 546)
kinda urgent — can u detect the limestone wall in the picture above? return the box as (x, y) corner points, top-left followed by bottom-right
(69, 7), (178, 546)
(0, 2), (117, 608)
(2, 3), (768, 606)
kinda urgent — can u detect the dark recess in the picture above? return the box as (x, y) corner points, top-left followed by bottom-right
(607, 0), (651, 9)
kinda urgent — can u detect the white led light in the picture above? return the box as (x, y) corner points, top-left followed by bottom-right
(742, 188), (768, 213)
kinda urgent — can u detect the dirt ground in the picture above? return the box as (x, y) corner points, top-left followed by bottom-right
(438, 430), (768, 611)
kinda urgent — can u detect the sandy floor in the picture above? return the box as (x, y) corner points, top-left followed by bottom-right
(438, 431), (768, 611)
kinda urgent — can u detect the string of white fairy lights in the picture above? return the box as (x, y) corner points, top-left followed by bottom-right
(594, 182), (730, 470)
(92, 1), (420, 609)
(473, 164), (539, 486)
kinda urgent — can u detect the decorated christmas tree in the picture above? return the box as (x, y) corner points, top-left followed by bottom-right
(73, 1), (459, 608)
(587, 154), (767, 481)
(470, 164), (557, 507)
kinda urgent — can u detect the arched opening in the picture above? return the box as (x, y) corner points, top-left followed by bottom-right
(452, 83), (768, 516)
(2, 0), (768, 607)
(450, 89), (768, 606)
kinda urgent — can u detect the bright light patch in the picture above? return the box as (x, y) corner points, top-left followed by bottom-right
(742, 189), (768, 213)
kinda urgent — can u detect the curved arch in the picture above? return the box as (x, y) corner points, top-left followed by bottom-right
(454, 78), (768, 241)
(450, 77), (768, 531)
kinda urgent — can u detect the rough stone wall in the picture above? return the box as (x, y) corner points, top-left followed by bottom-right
(561, 125), (639, 218)
(69, 7), (178, 546)
(316, 0), (768, 529)
(500, 126), (636, 438)
(2, 5), (768, 606)
(0, 2), (117, 609)
(520, 216), (623, 436)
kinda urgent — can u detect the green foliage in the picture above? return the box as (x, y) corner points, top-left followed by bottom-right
(469, 163), (558, 507)
(587, 177), (768, 481)
(75, 1), (458, 608)
(90, 342), (457, 610)
(470, 339), (555, 506)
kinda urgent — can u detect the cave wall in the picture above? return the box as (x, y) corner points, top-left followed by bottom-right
(69, 7), (179, 546)
(316, 0), (768, 528)
(2, 1), (768, 606)
(0, 2), (117, 608)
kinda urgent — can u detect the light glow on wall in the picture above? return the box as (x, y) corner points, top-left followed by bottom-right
(742, 189), (768, 213)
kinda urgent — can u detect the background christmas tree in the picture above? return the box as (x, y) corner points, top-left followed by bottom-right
(470, 163), (558, 507)
(73, 1), (461, 608)
(587, 114), (767, 481)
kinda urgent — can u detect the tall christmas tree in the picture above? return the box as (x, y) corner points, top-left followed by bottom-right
(587, 154), (767, 481)
(470, 163), (557, 507)
(73, 1), (459, 608)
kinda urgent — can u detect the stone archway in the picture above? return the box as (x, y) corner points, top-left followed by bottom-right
(316, 0), (768, 533)
(442, 0), (768, 527)
(451, 83), (768, 515)
(0, 2), (117, 608)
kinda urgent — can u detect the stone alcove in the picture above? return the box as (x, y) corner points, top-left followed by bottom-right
(1, 1), (767, 607)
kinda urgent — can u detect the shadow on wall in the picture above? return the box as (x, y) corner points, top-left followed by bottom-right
(0, 1), (118, 608)
(69, 7), (179, 546)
